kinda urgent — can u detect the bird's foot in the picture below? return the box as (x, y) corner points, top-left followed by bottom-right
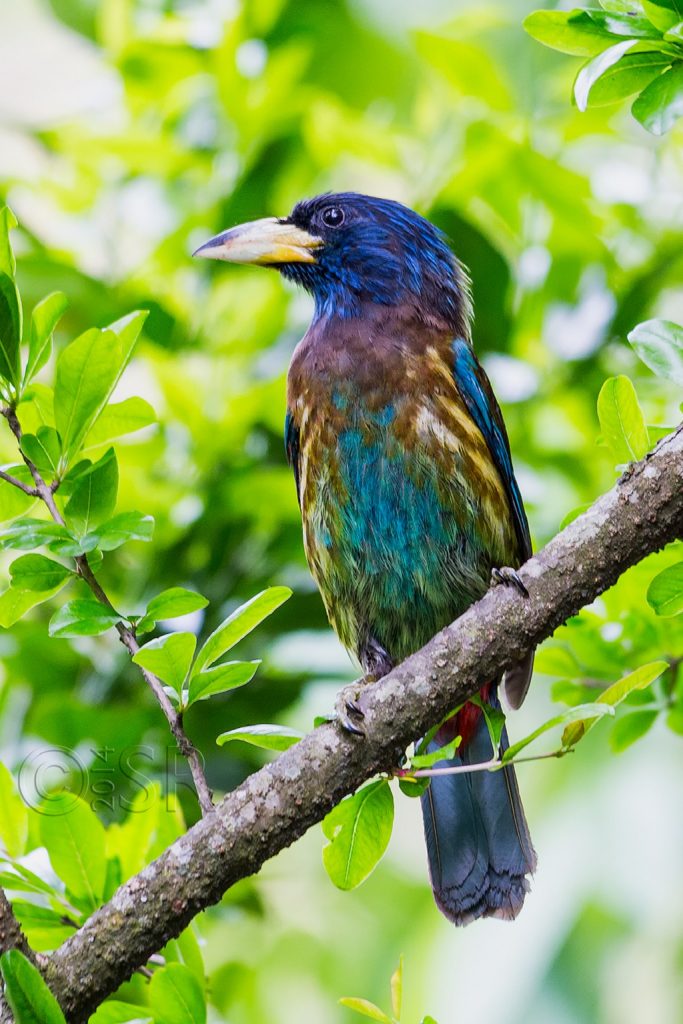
(491, 565), (529, 598)
(333, 679), (369, 736)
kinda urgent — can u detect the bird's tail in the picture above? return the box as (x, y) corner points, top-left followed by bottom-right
(420, 685), (536, 925)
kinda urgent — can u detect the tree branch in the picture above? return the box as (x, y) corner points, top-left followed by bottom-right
(0, 888), (38, 1023)
(37, 424), (683, 1022)
(0, 407), (214, 816)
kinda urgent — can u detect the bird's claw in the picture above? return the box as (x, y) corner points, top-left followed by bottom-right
(491, 565), (529, 598)
(333, 682), (367, 737)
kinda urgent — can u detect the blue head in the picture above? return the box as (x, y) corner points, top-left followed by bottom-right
(194, 192), (472, 333)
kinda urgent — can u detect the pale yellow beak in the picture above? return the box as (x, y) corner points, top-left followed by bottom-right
(192, 217), (322, 265)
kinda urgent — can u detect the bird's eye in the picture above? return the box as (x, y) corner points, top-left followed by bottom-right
(321, 206), (345, 228)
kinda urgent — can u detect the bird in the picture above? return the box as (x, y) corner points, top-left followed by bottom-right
(194, 192), (536, 925)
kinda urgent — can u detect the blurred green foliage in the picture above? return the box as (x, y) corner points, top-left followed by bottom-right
(0, 0), (682, 1022)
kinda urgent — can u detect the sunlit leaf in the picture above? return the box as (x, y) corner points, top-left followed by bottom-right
(597, 375), (650, 465)
(192, 586), (291, 675)
(81, 396), (156, 451)
(90, 511), (154, 551)
(187, 660), (260, 704)
(216, 724), (303, 751)
(9, 554), (72, 592)
(148, 963), (206, 1024)
(410, 737), (461, 769)
(132, 632), (196, 695)
(0, 579), (69, 628)
(338, 997), (393, 1023)
(632, 62), (683, 134)
(21, 427), (61, 480)
(88, 1001), (153, 1023)
(391, 956), (403, 1021)
(574, 39), (636, 111)
(48, 598), (120, 637)
(54, 311), (147, 461)
(146, 587), (208, 621)
(0, 950), (67, 1024)
(647, 562), (683, 616)
(502, 702), (615, 762)
(322, 780), (394, 891)
(610, 709), (658, 751)
(40, 794), (106, 909)
(64, 448), (118, 535)
(524, 9), (652, 56)
(584, 51), (672, 105)
(24, 292), (68, 387)
(562, 661), (668, 747)
(0, 518), (70, 551)
(0, 762), (28, 857)
(628, 319), (683, 385)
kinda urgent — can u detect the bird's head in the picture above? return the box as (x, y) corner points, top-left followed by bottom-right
(194, 192), (471, 332)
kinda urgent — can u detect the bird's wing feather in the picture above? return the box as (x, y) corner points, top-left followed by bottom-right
(452, 339), (534, 709)
(284, 409), (301, 507)
(451, 338), (531, 562)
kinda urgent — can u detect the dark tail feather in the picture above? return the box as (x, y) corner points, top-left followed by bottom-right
(420, 689), (536, 926)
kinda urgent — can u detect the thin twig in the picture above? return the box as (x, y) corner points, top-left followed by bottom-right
(0, 407), (214, 816)
(0, 469), (36, 497)
(398, 748), (571, 778)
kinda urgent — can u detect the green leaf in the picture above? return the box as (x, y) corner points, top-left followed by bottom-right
(9, 554), (71, 592)
(193, 586), (291, 676)
(0, 518), (69, 551)
(322, 780), (394, 891)
(410, 737), (461, 769)
(574, 39), (637, 110)
(562, 661), (668, 747)
(21, 427), (61, 480)
(88, 1002), (154, 1023)
(632, 61), (683, 133)
(597, 376), (650, 465)
(0, 208), (21, 388)
(23, 292), (68, 387)
(338, 998), (393, 1023)
(148, 963), (206, 1024)
(10, 903), (76, 952)
(502, 702), (616, 763)
(643, 0), (682, 31)
(524, 9), (656, 56)
(0, 580), (69, 628)
(398, 775), (430, 797)
(146, 587), (208, 621)
(0, 762), (28, 857)
(0, 207), (17, 278)
(64, 448), (118, 535)
(54, 311), (147, 461)
(0, 468), (36, 521)
(471, 694), (506, 752)
(421, 1017), (440, 1024)
(628, 319), (683, 385)
(132, 632), (196, 695)
(54, 328), (119, 461)
(187, 660), (260, 705)
(0, 950), (67, 1024)
(647, 562), (683, 615)
(216, 724), (303, 751)
(586, 9), (665, 37)
(610, 709), (658, 751)
(585, 50), (673, 105)
(91, 511), (154, 552)
(81, 396), (156, 451)
(48, 598), (120, 638)
(391, 956), (403, 1021)
(39, 794), (106, 909)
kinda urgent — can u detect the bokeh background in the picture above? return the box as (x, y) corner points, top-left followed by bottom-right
(1, 0), (683, 1021)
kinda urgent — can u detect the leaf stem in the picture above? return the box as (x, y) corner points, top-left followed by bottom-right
(0, 406), (214, 816)
(398, 747), (571, 778)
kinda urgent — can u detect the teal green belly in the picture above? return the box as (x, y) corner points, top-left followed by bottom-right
(304, 425), (495, 663)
